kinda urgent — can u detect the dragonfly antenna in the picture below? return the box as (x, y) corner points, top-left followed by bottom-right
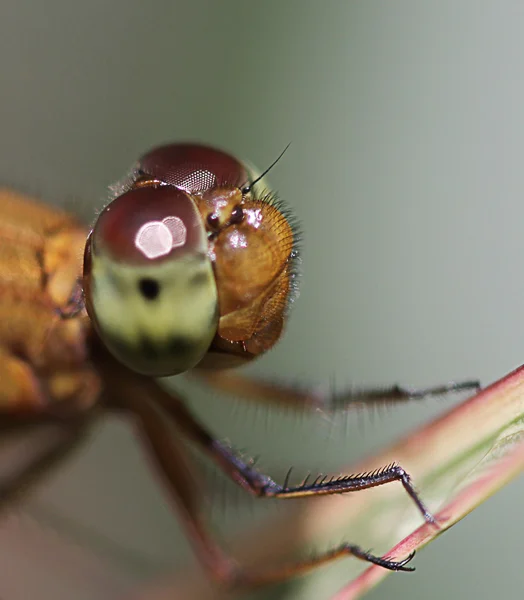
(242, 142), (291, 194)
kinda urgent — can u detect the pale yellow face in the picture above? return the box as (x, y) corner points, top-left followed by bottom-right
(87, 250), (218, 377)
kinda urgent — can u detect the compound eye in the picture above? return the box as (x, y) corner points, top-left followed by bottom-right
(92, 186), (207, 265)
(138, 143), (248, 193)
(84, 185), (218, 377)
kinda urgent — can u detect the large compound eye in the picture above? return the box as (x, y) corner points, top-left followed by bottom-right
(138, 143), (248, 193)
(84, 186), (219, 377)
(92, 186), (207, 264)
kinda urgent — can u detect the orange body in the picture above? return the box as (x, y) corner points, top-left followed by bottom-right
(0, 189), (99, 414)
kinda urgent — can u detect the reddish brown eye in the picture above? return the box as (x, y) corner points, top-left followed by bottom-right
(138, 143), (248, 193)
(93, 186), (207, 265)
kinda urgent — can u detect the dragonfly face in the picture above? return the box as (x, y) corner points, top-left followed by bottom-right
(0, 145), (480, 594)
(83, 143), (299, 376)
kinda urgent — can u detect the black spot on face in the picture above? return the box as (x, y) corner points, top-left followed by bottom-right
(135, 336), (195, 363)
(139, 336), (160, 359)
(167, 336), (195, 356)
(138, 336), (194, 359)
(139, 277), (160, 300)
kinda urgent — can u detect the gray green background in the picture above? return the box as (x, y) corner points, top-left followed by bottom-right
(0, 2), (523, 599)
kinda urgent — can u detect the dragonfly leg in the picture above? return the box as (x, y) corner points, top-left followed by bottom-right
(128, 382), (416, 589)
(146, 379), (436, 524)
(193, 369), (480, 412)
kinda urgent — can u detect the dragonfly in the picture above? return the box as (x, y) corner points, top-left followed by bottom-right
(0, 143), (480, 591)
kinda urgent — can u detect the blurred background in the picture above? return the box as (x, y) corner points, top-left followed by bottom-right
(1, 1), (523, 599)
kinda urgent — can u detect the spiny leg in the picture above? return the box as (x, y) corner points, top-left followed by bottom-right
(192, 369), (481, 412)
(146, 379), (436, 525)
(125, 380), (416, 588)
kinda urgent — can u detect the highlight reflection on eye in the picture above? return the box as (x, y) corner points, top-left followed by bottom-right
(135, 216), (187, 259)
